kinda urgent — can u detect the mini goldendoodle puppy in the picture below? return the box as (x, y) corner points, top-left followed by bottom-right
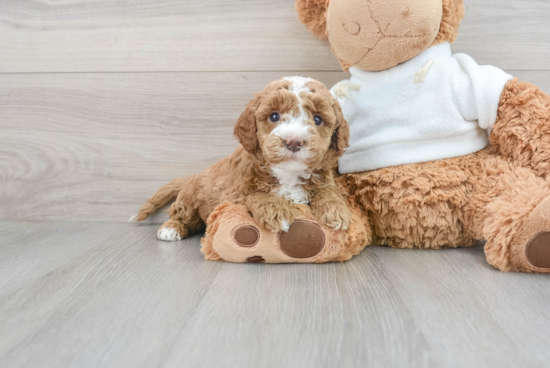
(133, 76), (352, 241)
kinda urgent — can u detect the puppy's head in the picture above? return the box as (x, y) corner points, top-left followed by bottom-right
(234, 77), (349, 171)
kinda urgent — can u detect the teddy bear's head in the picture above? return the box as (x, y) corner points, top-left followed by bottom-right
(296, 0), (464, 71)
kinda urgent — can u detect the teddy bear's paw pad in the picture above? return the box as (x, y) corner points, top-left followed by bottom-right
(278, 220), (325, 258)
(233, 225), (260, 247)
(157, 227), (183, 242)
(526, 231), (550, 269)
(246, 256), (266, 263)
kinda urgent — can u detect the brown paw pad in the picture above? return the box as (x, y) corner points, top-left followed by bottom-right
(278, 220), (325, 259)
(526, 231), (550, 269)
(233, 225), (260, 247)
(246, 256), (265, 263)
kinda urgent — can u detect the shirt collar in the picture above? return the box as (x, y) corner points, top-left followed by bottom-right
(349, 42), (452, 88)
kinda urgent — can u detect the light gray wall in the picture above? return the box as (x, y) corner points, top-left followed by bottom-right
(1, 0), (549, 223)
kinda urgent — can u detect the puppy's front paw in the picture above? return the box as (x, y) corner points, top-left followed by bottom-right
(311, 200), (352, 231)
(252, 205), (295, 232)
(157, 227), (182, 241)
(157, 221), (188, 241)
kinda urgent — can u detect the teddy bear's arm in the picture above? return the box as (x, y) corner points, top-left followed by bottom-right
(490, 78), (550, 179)
(451, 54), (513, 130)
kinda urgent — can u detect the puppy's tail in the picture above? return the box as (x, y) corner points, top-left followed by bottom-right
(132, 178), (186, 221)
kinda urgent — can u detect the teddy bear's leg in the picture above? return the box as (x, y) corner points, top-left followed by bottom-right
(465, 157), (550, 273)
(490, 78), (550, 178)
(157, 190), (205, 242)
(201, 202), (370, 263)
(337, 155), (478, 250)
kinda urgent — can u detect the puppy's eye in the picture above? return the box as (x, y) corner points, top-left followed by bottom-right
(314, 116), (323, 126)
(269, 112), (280, 123)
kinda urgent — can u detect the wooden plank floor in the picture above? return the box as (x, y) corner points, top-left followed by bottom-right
(1, 222), (550, 368)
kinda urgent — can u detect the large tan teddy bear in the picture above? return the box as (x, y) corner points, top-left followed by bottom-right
(203, 0), (550, 273)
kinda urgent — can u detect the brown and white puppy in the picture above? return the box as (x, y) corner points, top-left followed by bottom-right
(133, 76), (352, 241)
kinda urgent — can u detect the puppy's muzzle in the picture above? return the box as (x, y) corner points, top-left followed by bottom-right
(285, 137), (304, 153)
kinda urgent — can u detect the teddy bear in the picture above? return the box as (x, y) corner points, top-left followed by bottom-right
(202, 0), (550, 273)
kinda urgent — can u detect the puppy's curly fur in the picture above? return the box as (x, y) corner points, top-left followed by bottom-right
(134, 77), (352, 241)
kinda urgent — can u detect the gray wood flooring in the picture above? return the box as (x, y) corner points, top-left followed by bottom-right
(1, 222), (550, 368)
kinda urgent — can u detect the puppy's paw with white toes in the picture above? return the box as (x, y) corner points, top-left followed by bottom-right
(157, 227), (182, 242)
(280, 219), (290, 232)
(254, 208), (295, 232)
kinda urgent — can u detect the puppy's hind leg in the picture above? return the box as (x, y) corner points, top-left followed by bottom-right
(133, 177), (188, 221)
(157, 184), (205, 242)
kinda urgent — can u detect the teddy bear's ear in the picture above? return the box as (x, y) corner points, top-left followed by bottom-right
(295, 0), (330, 40)
(433, 0), (465, 45)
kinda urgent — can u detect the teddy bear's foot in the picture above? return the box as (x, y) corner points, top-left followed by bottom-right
(209, 215), (326, 263)
(278, 220), (326, 258)
(515, 195), (550, 273)
(525, 232), (550, 269)
(201, 202), (370, 263)
(232, 220), (325, 262)
(492, 195), (550, 273)
(157, 220), (189, 242)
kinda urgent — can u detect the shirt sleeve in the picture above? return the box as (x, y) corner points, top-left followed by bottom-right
(451, 53), (513, 130)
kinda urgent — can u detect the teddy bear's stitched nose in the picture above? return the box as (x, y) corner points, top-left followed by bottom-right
(384, 18), (411, 37)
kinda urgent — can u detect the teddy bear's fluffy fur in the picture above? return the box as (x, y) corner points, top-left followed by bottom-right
(292, 0), (550, 273)
(337, 79), (550, 256)
(338, 78), (550, 272)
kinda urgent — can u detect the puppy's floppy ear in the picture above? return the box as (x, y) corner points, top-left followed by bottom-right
(234, 101), (259, 154)
(330, 101), (350, 156)
(295, 0), (330, 40)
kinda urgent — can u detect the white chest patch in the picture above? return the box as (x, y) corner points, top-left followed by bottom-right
(270, 161), (311, 204)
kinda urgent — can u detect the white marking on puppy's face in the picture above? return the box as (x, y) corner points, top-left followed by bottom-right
(270, 119), (310, 144)
(271, 76), (314, 159)
(157, 227), (182, 242)
(268, 76), (317, 204)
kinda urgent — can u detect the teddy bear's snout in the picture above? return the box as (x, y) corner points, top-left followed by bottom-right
(384, 18), (411, 37)
(343, 18), (412, 38)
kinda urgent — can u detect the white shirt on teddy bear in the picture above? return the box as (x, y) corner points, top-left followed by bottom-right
(332, 42), (513, 174)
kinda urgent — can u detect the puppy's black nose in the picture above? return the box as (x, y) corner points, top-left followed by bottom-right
(285, 138), (303, 153)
